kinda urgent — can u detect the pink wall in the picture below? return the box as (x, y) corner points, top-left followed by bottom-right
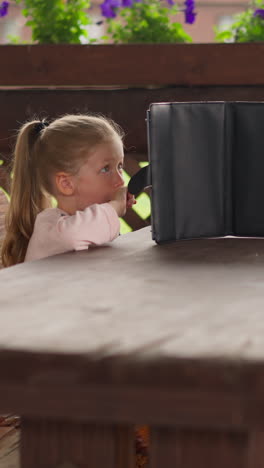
(184, 0), (249, 43)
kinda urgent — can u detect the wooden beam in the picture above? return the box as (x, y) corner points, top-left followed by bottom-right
(1, 87), (264, 161)
(1, 44), (264, 87)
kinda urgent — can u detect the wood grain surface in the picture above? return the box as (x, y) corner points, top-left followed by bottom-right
(20, 419), (134, 468)
(1, 88), (264, 161)
(1, 228), (264, 428)
(1, 44), (264, 87)
(150, 427), (248, 468)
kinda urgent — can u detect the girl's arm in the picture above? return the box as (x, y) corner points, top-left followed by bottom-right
(57, 203), (120, 250)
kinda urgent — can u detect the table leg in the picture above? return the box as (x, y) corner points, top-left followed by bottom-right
(150, 427), (248, 468)
(248, 431), (264, 468)
(20, 418), (135, 468)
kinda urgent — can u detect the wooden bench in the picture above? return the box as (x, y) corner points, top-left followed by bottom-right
(1, 227), (264, 467)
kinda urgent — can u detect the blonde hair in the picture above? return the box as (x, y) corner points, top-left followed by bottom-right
(1, 114), (124, 267)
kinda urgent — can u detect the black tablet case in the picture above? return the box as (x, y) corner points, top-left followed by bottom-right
(145, 101), (264, 244)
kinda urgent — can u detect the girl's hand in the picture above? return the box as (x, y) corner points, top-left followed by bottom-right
(109, 187), (127, 217)
(127, 191), (137, 209)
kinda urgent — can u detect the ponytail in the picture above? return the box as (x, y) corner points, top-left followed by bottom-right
(1, 121), (51, 267)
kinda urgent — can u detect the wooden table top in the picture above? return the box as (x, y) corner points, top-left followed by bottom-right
(1, 227), (264, 427)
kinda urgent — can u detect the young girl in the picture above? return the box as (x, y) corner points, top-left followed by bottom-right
(1, 113), (149, 468)
(1, 114), (136, 267)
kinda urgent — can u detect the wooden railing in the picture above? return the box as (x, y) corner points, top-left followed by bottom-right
(1, 43), (264, 232)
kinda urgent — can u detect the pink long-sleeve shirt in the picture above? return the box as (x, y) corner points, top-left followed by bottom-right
(25, 203), (120, 262)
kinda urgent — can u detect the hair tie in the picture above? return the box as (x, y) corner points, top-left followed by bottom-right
(34, 120), (49, 135)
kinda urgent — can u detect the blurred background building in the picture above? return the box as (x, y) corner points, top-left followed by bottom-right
(0, 0), (250, 44)
(185, 0), (249, 42)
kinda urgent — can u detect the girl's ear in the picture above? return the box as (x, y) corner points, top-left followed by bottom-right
(55, 172), (75, 196)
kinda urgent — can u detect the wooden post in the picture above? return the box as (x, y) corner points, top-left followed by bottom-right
(150, 427), (248, 468)
(20, 418), (135, 468)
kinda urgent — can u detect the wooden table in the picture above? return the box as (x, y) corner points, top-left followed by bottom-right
(1, 226), (264, 467)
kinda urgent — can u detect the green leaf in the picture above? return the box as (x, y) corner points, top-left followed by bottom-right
(215, 0), (264, 43)
(13, 0), (92, 44)
(106, 0), (192, 43)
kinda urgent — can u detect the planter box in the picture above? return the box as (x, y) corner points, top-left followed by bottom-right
(0, 43), (264, 87)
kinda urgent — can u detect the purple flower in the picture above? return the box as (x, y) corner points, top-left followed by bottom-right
(100, 0), (120, 18)
(254, 8), (264, 19)
(184, 0), (196, 24)
(0, 1), (9, 18)
(167, 0), (175, 6)
(122, 0), (133, 6)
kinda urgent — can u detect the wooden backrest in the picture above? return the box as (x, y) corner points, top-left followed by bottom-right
(0, 189), (9, 268)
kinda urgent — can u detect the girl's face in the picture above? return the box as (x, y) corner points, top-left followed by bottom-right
(73, 138), (125, 210)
